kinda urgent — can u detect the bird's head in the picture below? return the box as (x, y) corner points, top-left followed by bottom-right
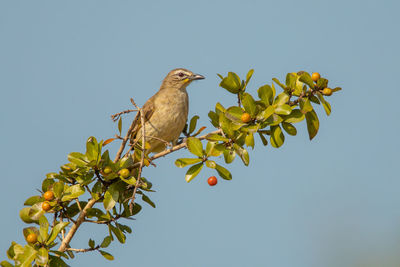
(161, 68), (205, 91)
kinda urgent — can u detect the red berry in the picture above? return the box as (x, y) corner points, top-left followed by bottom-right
(207, 176), (218, 186)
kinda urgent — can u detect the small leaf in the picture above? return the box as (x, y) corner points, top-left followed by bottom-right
(186, 137), (204, 157)
(272, 78), (286, 89)
(258, 84), (275, 106)
(35, 247), (49, 266)
(188, 115), (199, 134)
(206, 133), (229, 142)
(281, 122), (297, 136)
(100, 236), (112, 248)
(205, 142), (224, 157)
(110, 224), (126, 244)
(219, 72), (241, 94)
(317, 78), (328, 89)
(39, 216), (49, 242)
(103, 189), (118, 211)
(258, 133), (268, 146)
(24, 196), (43, 206)
(61, 185), (85, 202)
(260, 105), (274, 120)
(245, 69), (254, 86)
(241, 93), (257, 117)
(245, 133), (255, 148)
(299, 72), (315, 88)
(46, 222), (69, 245)
(305, 110), (319, 140)
(215, 164), (232, 180)
(175, 158), (203, 168)
(274, 104), (292, 115)
(142, 194), (156, 208)
(223, 149), (236, 164)
(299, 98), (313, 114)
(234, 144), (250, 166)
(48, 256), (69, 267)
(316, 92), (331, 116)
(185, 163), (203, 182)
(274, 92), (290, 106)
(270, 125), (285, 148)
(88, 239), (95, 249)
(205, 160), (217, 169)
(99, 250), (114, 261)
(0, 261), (14, 267)
(118, 118), (122, 135)
(103, 138), (115, 146)
(67, 152), (88, 167)
(284, 109), (305, 123)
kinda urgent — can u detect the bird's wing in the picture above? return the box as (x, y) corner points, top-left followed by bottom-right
(130, 93), (157, 141)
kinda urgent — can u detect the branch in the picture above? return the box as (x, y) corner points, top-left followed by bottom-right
(111, 109), (138, 122)
(66, 246), (100, 253)
(129, 99), (146, 213)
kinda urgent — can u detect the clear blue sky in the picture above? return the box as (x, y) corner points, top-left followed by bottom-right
(1, 0), (399, 266)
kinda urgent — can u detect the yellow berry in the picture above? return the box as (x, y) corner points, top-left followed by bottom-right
(322, 88), (333, 96)
(311, 72), (320, 82)
(119, 168), (130, 179)
(26, 233), (38, 243)
(241, 113), (251, 123)
(43, 191), (54, 201)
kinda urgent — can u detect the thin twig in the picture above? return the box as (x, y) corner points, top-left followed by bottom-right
(129, 99), (146, 214)
(111, 109), (138, 122)
(114, 99), (139, 162)
(66, 246), (100, 253)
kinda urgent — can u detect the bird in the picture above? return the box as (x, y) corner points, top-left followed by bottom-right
(130, 68), (205, 154)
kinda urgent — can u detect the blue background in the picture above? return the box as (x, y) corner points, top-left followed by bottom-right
(1, 0), (399, 266)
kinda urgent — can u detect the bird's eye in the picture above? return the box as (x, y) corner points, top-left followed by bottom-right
(178, 72), (185, 77)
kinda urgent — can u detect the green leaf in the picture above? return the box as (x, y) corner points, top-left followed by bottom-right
(175, 158), (202, 168)
(286, 73), (297, 89)
(215, 164), (232, 180)
(67, 152), (88, 167)
(258, 84), (275, 106)
(185, 163), (203, 182)
(46, 222), (69, 245)
(270, 125), (285, 148)
(35, 247), (49, 266)
(299, 98), (313, 114)
(305, 110), (319, 140)
(272, 78), (286, 90)
(39, 216), (49, 242)
(245, 133), (255, 149)
(27, 203), (46, 223)
(48, 255), (69, 267)
(53, 181), (64, 199)
(208, 111), (219, 127)
(100, 236), (112, 248)
(186, 137), (203, 157)
(258, 132), (268, 146)
(219, 72), (241, 94)
(205, 160), (216, 169)
(260, 105), (274, 120)
(316, 92), (331, 116)
(99, 250), (114, 261)
(281, 122), (297, 136)
(274, 92), (290, 106)
(218, 113), (234, 137)
(241, 93), (257, 117)
(205, 142), (224, 157)
(118, 117), (122, 135)
(0, 261), (14, 267)
(24, 196), (43, 206)
(234, 144), (250, 166)
(16, 245), (37, 267)
(142, 194), (156, 208)
(225, 106), (244, 122)
(284, 109), (305, 123)
(61, 185), (85, 202)
(317, 78), (328, 89)
(88, 239), (95, 249)
(85, 136), (99, 162)
(274, 104), (292, 115)
(110, 224), (126, 244)
(332, 87), (342, 92)
(223, 149), (236, 164)
(103, 188), (119, 211)
(206, 133), (229, 142)
(20, 207), (35, 223)
(217, 73), (223, 79)
(188, 115), (199, 134)
(299, 72), (315, 88)
(245, 69), (254, 86)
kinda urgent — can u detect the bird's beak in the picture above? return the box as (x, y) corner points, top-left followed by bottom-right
(189, 73), (205, 80)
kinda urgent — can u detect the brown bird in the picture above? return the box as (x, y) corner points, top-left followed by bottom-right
(130, 68), (205, 153)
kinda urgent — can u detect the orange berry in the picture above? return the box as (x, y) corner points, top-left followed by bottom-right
(241, 113), (251, 123)
(311, 72), (320, 82)
(43, 191), (54, 201)
(119, 168), (130, 179)
(42, 201), (51, 212)
(26, 233), (38, 244)
(208, 176), (218, 186)
(322, 88), (333, 96)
